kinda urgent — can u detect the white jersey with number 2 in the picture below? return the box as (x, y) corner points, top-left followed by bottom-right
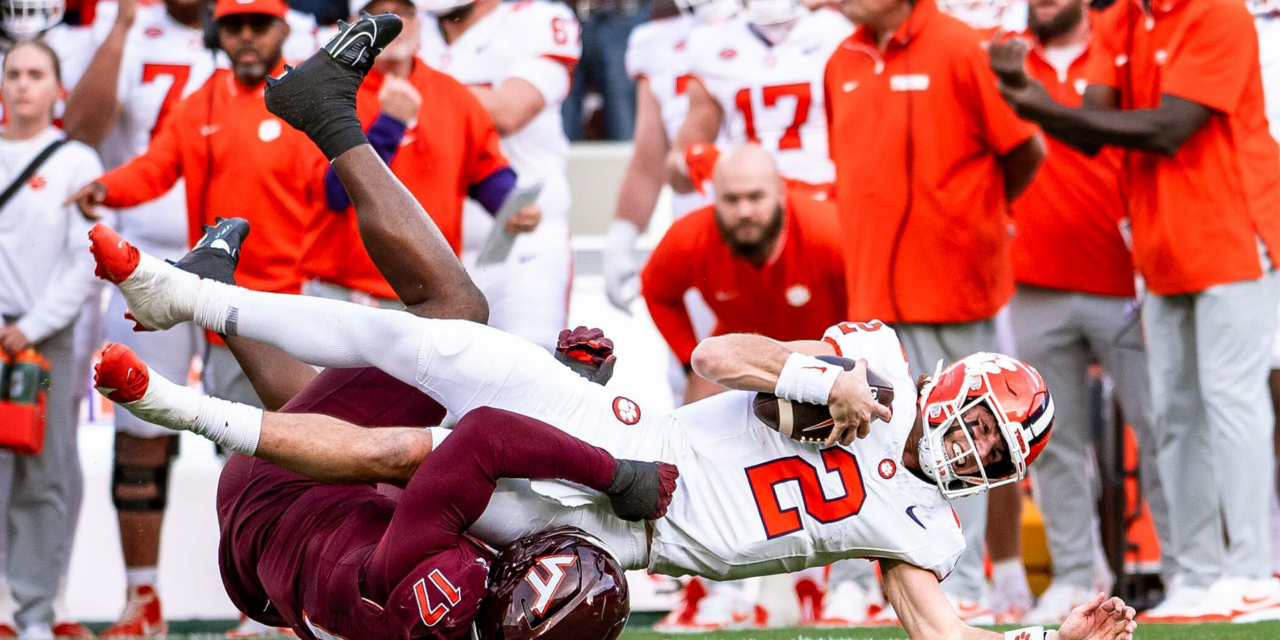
(405, 316), (965, 581)
(686, 8), (851, 186)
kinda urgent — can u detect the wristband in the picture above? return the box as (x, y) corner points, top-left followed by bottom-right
(1004, 626), (1046, 640)
(774, 353), (842, 405)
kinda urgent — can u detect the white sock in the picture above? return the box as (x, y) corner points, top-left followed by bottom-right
(125, 566), (158, 590)
(191, 394), (262, 456)
(118, 367), (261, 455)
(193, 279), (238, 336)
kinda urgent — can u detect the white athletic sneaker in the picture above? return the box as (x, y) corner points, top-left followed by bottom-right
(90, 224), (200, 331)
(815, 580), (876, 626)
(1219, 576), (1280, 622)
(991, 559), (1034, 623)
(947, 595), (995, 625)
(688, 586), (766, 630)
(1025, 582), (1093, 624)
(1138, 582), (1231, 623)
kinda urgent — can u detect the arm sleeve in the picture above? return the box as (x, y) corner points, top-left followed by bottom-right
(640, 224), (700, 366)
(99, 102), (184, 208)
(461, 90), (514, 215)
(965, 42), (1038, 155)
(364, 411), (617, 598)
(16, 149), (106, 343)
(323, 114), (407, 212)
(1160, 3), (1257, 114)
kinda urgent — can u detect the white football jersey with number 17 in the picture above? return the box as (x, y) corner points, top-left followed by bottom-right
(687, 8), (851, 186)
(95, 2), (217, 257)
(649, 320), (965, 581)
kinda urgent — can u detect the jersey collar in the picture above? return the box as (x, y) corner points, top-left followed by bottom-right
(853, 0), (939, 51)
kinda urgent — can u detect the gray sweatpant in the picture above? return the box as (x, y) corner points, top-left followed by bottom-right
(1143, 270), (1280, 587)
(895, 320), (997, 601)
(0, 324), (82, 628)
(1009, 285), (1174, 589)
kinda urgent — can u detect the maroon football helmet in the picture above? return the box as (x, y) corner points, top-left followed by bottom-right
(475, 527), (629, 640)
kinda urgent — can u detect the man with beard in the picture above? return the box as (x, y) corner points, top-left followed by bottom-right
(66, 0), (326, 441)
(1000, 0), (1174, 624)
(640, 143), (847, 404)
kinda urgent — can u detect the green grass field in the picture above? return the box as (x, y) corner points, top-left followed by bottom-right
(124, 620), (1280, 640)
(617, 622), (1280, 639)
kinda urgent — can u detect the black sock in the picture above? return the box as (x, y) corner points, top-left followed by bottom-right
(265, 54), (367, 161)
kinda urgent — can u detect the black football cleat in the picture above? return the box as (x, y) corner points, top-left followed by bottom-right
(171, 217), (249, 286)
(265, 13), (404, 160)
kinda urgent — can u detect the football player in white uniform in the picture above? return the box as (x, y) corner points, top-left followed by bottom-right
(668, 0), (851, 197)
(63, 0), (214, 635)
(603, 0), (735, 311)
(90, 211), (1143, 640)
(416, 0), (579, 351)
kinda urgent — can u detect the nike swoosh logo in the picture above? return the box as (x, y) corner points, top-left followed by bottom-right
(802, 366), (828, 373)
(906, 506), (925, 529)
(200, 124), (221, 136)
(1243, 595), (1275, 606)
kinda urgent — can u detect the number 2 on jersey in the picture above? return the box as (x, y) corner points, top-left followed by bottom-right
(746, 448), (865, 539)
(734, 83), (811, 150)
(141, 63), (191, 139)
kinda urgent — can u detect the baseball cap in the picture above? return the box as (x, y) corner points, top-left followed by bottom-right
(349, 0), (418, 19)
(215, 0), (289, 20)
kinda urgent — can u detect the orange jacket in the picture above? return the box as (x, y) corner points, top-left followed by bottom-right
(99, 66), (326, 295)
(641, 190), (848, 365)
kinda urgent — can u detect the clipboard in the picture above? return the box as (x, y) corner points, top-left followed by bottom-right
(476, 184), (543, 265)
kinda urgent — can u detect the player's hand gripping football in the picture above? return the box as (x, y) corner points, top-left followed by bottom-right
(555, 327), (617, 386)
(1054, 592), (1138, 640)
(825, 359), (892, 447)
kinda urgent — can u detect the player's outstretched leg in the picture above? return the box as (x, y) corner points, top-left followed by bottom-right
(94, 343), (262, 455)
(264, 13), (402, 161)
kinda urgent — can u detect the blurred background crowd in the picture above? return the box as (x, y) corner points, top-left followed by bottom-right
(0, 0), (1277, 635)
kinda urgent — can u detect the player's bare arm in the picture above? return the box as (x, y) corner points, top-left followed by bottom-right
(470, 77), (546, 135)
(988, 33), (1213, 157)
(998, 134), (1046, 202)
(691, 333), (891, 445)
(882, 559), (1136, 640)
(606, 78), (669, 311)
(63, 0), (136, 144)
(667, 78), (722, 193)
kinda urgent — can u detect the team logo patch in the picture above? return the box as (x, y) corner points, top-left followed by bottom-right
(258, 118), (282, 142)
(27, 175), (45, 190)
(878, 459), (896, 479)
(613, 397), (641, 425)
(785, 285), (811, 307)
(719, 48), (737, 60)
(525, 555), (577, 616)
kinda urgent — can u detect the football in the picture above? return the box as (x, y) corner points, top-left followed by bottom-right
(753, 356), (895, 444)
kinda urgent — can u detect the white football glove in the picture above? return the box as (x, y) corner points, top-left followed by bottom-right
(604, 220), (642, 313)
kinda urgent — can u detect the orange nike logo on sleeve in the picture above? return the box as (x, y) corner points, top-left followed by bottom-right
(802, 366), (828, 373)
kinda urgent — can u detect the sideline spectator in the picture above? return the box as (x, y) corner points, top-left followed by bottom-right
(0, 41), (103, 640)
(641, 143), (846, 404)
(992, 0), (1280, 621)
(824, 0), (1045, 620)
(1002, 0), (1173, 623)
(562, 0), (651, 140)
(301, 0), (536, 309)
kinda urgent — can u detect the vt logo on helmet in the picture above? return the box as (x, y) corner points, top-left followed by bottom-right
(475, 527), (629, 640)
(916, 353), (1054, 499)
